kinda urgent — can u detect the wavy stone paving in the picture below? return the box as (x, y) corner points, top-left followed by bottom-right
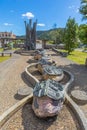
(0, 50), (87, 130)
(47, 50), (87, 120)
(0, 54), (32, 115)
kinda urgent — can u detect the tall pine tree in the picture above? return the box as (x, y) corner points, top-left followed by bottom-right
(64, 17), (78, 54)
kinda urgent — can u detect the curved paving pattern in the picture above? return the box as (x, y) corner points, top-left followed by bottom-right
(26, 62), (87, 130)
(0, 49), (87, 130)
(0, 62), (80, 130)
(71, 90), (87, 104)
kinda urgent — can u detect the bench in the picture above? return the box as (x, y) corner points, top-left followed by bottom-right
(0, 52), (12, 57)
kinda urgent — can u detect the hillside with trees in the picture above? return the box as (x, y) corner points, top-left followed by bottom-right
(37, 28), (65, 44)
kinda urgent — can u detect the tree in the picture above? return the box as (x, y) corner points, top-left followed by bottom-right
(56, 28), (65, 44)
(64, 17), (78, 54)
(78, 24), (87, 44)
(37, 28), (65, 44)
(49, 29), (58, 43)
(79, 0), (87, 20)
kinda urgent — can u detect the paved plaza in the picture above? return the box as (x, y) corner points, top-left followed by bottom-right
(0, 50), (87, 130)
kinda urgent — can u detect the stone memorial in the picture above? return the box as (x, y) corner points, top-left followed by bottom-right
(41, 65), (64, 81)
(24, 19), (37, 50)
(34, 49), (47, 60)
(32, 79), (64, 118)
(37, 57), (56, 74)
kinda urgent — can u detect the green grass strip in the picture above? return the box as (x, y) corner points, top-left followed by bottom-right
(0, 56), (11, 63)
(0, 48), (3, 52)
(67, 51), (87, 64)
(58, 49), (87, 64)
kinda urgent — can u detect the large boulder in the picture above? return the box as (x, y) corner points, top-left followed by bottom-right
(43, 65), (63, 75)
(32, 79), (64, 118)
(38, 57), (56, 65)
(34, 50), (46, 60)
(42, 65), (64, 81)
(37, 58), (55, 74)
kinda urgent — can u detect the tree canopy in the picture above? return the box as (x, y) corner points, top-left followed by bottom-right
(64, 17), (78, 54)
(79, 0), (87, 20)
(78, 24), (87, 44)
(37, 28), (64, 44)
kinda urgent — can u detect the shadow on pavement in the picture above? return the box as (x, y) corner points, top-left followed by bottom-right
(61, 63), (87, 92)
(21, 71), (33, 88)
(27, 59), (37, 64)
(14, 93), (26, 100)
(22, 103), (57, 130)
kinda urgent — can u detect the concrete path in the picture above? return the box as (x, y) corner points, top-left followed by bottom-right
(47, 50), (87, 119)
(0, 50), (87, 120)
(0, 50), (87, 130)
(0, 53), (32, 115)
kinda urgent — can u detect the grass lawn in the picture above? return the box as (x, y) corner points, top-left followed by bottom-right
(0, 56), (11, 63)
(0, 48), (11, 63)
(12, 48), (20, 50)
(0, 47), (20, 52)
(67, 51), (87, 64)
(58, 49), (87, 64)
(0, 48), (3, 52)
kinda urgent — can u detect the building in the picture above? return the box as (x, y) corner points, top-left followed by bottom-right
(0, 32), (16, 47)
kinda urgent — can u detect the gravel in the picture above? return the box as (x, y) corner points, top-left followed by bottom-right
(1, 103), (80, 130)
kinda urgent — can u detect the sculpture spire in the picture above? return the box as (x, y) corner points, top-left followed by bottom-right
(24, 19), (37, 50)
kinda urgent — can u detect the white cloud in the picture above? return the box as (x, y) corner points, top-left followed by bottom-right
(37, 23), (45, 27)
(68, 5), (79, 13)
(4, 23), (13, 26)
(22, 12), (34, 19)
(76, 9), (79, 13)
(68, 5), (75, 9)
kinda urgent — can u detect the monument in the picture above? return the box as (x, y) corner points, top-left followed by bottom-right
(24, 19), (37, 50)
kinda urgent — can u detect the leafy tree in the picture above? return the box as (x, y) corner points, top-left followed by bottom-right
(37, 31), (50, 40)
(64, 17), (78, 54)
(7, 42), (13, 49)
(48, 28), (64, 44)
(56, 28), (65, 44)
(49, 29), (58, 43)
(37, 28), (65, 44)
(78, 24), (87, 44)
(79, 0), (87, 20)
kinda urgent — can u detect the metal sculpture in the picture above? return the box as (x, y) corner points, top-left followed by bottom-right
(24, 19), (37, 50)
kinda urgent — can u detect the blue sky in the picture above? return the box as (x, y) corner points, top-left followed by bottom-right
(0, 0), (85, 35)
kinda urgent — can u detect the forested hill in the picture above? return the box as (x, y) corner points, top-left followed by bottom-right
(36, 28), (65, 44)
(17, 23), (87, 47)
(36, 30), (49, 40)
(17, 28), (65, 44)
